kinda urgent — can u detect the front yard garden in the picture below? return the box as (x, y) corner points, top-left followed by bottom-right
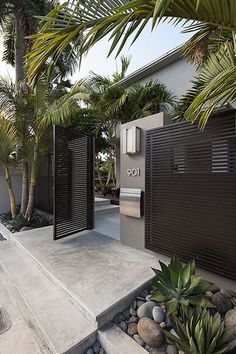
(113, 257), (236, 354)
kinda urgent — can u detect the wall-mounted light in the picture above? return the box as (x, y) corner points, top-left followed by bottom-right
(122, 126), (141, 155)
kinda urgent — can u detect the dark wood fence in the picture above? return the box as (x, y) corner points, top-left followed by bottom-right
(53, 126), (94, 240)
(145, 111), (236, 279)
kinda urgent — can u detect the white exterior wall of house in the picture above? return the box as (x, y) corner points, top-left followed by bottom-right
(0, 166), (22, 214)
(138, 57), (196, 98)
(114, 48), (197, 187)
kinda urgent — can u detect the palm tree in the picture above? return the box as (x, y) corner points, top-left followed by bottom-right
(86, 56), (174, 124)
(84, 56), (175, 186)
(24, 78), (88, 218)
(122, 80), (175, 121)
(0, 116), (17, 217)
(0, 77), (35, 214)
(27, 0), (236, 126)
(0, 76), (87, 218)
(0, 0), (55, 214)
(0, 0), (54, 88)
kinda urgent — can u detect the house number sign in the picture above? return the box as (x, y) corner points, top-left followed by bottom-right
(127, 168), (141, 177)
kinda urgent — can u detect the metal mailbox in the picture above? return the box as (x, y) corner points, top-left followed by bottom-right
(120, 188), (142, 218)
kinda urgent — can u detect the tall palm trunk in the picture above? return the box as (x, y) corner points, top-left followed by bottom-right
(4, 166), (17, 218)
(25, 144), (38, 218)
(15, 12), (26, 90)
(15, 11), (28, 213)
(20, 160), (29, 214)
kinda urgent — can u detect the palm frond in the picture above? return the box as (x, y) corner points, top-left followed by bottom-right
(0, 76), (16, 119)
(37, 79), (88, 133)
(175, 42), (236, 129)
(2, 15), (15, 66)
(0, 116), (17, 169)
(182, 24), (234, 67)
(112, 55), (131, 82)
(27, 0), (236, 84)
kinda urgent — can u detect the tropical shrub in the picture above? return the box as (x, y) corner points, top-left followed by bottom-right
(151, 257), (213, 314)
(11, 214), (29, 231)
(163, 307), (236, 354)
(31, 214), (52, 228)
(1, 210), (12, 222)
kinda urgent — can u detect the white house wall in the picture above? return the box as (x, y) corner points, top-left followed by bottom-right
(139, 58), (196, 98)
(0, 166), (22, 214)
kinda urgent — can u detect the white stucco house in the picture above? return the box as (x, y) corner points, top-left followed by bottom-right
(114, 45), (197, 187)
(115, 45), (196, 97)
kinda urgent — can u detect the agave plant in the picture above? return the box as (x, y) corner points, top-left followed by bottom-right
(162, 307), (236, 354)
(151, 257), (213, 314)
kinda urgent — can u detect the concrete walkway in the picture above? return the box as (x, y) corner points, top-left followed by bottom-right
(95, 208), (120, 241)
(10, 226), (159, 325)
(0, 219), (162, 353)
(0, 233), (96, 354)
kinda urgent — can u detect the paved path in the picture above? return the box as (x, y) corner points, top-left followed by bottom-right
(0, 220), (167, 353)
(0, 236), (96, 354)
(95, 208), (120, 241)
(11, 226), (160, 326)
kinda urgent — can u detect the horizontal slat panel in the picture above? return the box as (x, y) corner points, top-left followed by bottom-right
(53, 126), (94, 240)
(145, 112), (236, 280)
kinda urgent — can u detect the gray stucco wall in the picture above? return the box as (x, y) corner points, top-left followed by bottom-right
(0, 166), (22, 214)
(139, 58), (196, 98)
(120, 113), (166, 250)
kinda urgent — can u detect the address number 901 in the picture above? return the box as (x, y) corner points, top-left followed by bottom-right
(127, 168), (140, 177)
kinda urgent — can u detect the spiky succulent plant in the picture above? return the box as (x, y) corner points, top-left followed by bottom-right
(151, 257), (214, 314)
(162, 307), (236, 354)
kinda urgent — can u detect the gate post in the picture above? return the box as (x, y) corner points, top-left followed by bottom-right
(119, 112), (166, 251)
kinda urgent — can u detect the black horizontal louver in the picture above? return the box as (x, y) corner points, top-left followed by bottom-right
(145, 112), (236, 279)
(53, 126), (94, 240)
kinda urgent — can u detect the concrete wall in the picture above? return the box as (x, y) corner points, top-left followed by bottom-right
(120, 113), (166, 250)
(0, 166), (22, 214)
(139, 58), (196, 98)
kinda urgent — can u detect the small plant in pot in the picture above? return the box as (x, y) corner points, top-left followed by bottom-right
(151, 257), (214, 314)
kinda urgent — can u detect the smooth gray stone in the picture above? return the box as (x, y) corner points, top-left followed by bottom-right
(137, 301), (157, 319)
(152, 306), (165, 323)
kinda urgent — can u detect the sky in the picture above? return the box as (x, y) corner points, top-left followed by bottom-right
(0, 22), (192, 82)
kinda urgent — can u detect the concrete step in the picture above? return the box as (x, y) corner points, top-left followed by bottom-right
(0, 223), (159, 332)
(95, 198), (111, 206)
(95, 204), (119, 213)
(99, 323), (148, 354)
(0, 240), (96, 354)
(0, 267), (48, 354)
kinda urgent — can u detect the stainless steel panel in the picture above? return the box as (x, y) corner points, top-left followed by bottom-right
(120, 188), (142, 218)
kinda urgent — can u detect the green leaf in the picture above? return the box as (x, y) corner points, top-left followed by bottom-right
(26, 0), (236, 86)
(170, 256), (183, 273)
(189, 295), (215, 308)
(166, 298), (179, 314)
(150, 291), (168, 302)
(181, 263), (192, 286)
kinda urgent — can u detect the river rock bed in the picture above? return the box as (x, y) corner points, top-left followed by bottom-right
(113, 287), (236, 353)
(84, 339), (106, 354)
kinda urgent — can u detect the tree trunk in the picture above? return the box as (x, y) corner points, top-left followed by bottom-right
(15, 12), (26, 90)
(4, 167), (17, 218)
(20, 160), (29, 215)
(95, 158), (103, 186)
(25, 145), (38, 219)
(106, 168), (111, 186)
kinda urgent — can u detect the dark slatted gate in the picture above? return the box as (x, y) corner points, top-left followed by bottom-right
(145, 112), (236, 279)
(53, 126), (94, 240)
